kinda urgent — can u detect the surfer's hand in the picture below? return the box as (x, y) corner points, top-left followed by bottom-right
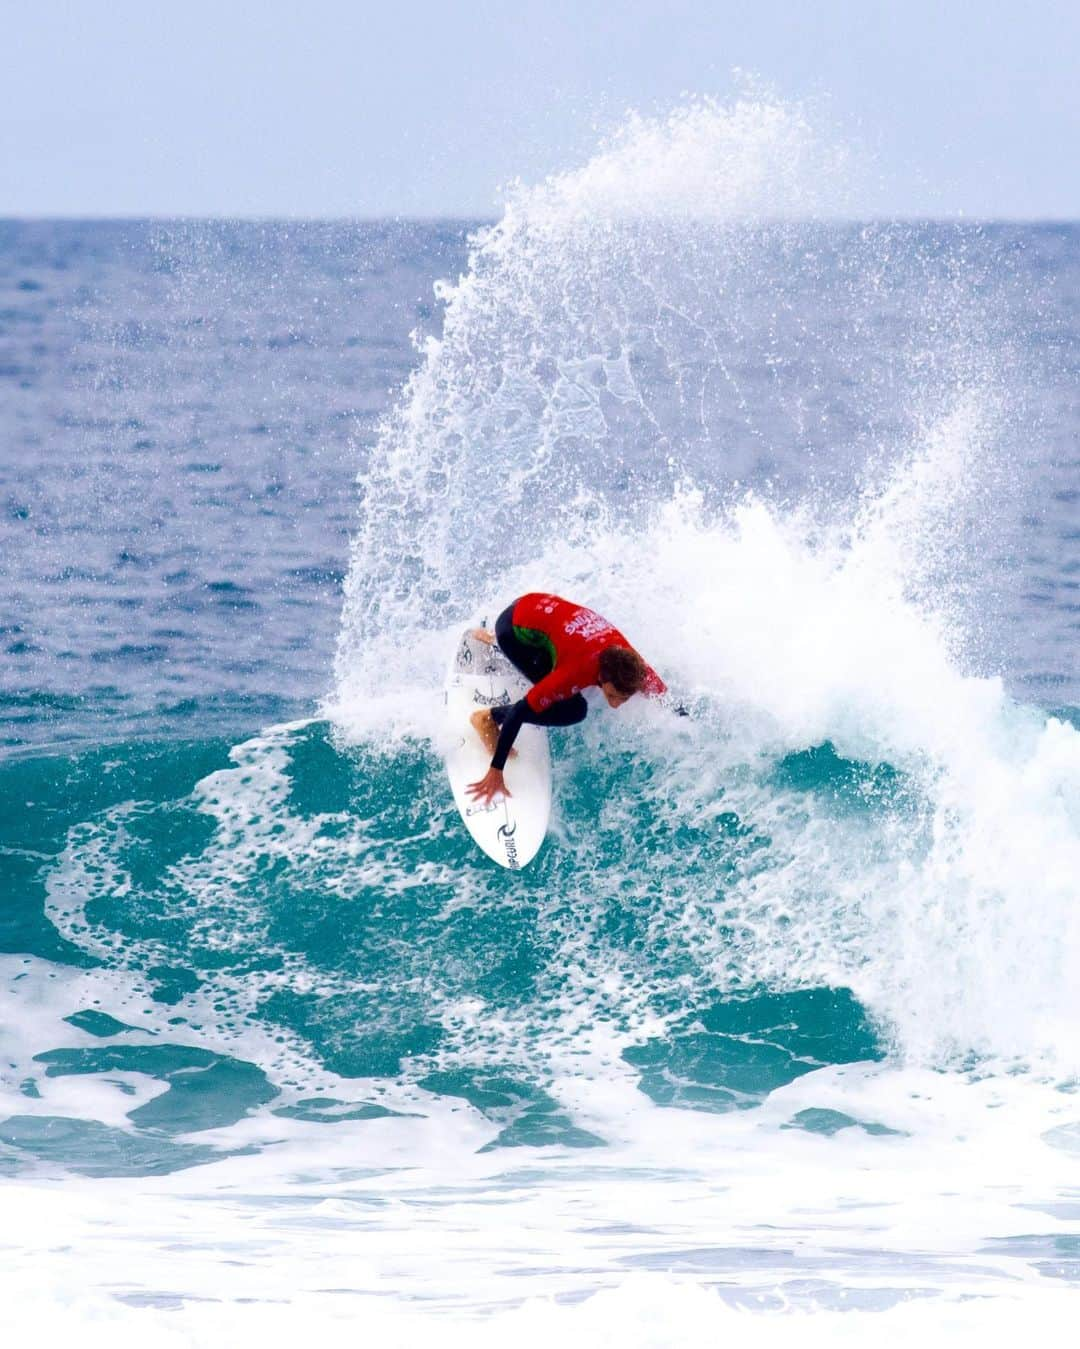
(466, 767), (510, 805)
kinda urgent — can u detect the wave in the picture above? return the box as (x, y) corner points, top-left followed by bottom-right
(2, 95), (1077, 1185)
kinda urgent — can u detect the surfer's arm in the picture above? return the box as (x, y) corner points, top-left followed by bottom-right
(490, 699), (529, 771)
(642, 664), (667, 697)
(486, 684), (586, 773)
(640, 664), (687, 712)
(525, 661), (590, 714)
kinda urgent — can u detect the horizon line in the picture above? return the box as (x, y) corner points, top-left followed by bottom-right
(4, 212), (1080, 227)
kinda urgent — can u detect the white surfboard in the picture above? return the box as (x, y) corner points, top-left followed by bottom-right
(444, 624), (552, 870)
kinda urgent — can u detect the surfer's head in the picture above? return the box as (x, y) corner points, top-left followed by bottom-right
(598, 646), (647, 707)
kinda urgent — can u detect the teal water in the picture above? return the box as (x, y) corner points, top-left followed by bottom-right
(2, 723), (892, 1175)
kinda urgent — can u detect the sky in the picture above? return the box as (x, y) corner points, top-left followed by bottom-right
(4, 0), (1079, 219)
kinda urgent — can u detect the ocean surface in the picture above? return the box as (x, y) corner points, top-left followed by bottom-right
(2, 100), (1079, 1344)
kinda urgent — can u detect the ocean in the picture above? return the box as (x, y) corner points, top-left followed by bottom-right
(2, 98), (1079, 1344)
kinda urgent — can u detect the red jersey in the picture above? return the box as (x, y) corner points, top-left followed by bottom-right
(511, 593), (666, 713)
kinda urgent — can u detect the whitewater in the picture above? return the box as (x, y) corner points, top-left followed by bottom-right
(2, 95), (1079, 1343)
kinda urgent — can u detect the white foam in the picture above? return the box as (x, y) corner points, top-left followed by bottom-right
(3, 1061), (1080, 1337)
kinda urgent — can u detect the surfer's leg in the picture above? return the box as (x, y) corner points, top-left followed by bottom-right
(495, 605), (554, 684)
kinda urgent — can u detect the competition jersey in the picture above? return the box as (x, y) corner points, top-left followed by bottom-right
(511, 593), (666, 713)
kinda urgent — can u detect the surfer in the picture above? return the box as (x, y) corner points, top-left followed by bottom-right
(466, 593), (665, 805)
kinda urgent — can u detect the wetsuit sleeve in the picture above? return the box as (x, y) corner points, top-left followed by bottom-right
(491, 699), (528, 772)
(525, 659), (593, 713)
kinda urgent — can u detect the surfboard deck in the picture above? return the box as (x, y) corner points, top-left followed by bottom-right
(444, 624), (552, 870)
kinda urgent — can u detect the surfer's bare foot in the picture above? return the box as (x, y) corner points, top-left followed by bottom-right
(470, 627), (496, 645)
(470, 708), (499, 756)
(470, 709), (516, 759)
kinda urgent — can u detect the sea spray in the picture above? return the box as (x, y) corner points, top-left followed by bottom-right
(331, 95), (1016, 736)
(320, 94), (1079, 1074)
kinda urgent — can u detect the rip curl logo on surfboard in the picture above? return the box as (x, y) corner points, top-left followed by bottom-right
(497, 821), (520, 869)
